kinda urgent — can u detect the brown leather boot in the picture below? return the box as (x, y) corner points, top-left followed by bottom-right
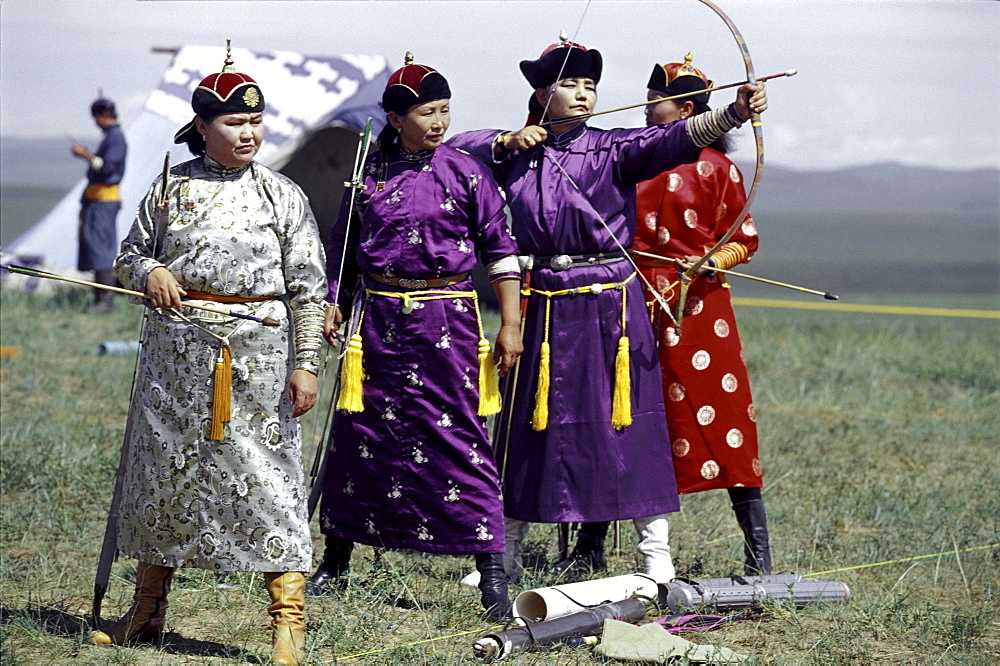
(264, 572), (306, 665)
(90, 562), (174, 645)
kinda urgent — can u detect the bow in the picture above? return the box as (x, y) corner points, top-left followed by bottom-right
(674, 0), (765, 333)
(306, 117), (373, 519)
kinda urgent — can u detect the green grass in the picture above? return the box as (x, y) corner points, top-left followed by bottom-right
(1, 288), (998, 664)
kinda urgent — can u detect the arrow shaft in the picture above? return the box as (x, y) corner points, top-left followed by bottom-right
(544, 70), (794, 128)
(628, 250), (834, 298)
(3, 265), (274, 323)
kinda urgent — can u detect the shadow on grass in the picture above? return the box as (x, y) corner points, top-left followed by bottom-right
(0, 606), (262, 663)
(1, 605), (89, 639)
(155, 632), (263, 662)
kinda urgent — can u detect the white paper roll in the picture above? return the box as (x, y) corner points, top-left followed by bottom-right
(513, 573), (656, 622)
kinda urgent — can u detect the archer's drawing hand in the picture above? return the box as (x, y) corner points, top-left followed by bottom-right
(494, 324), (523, 378)
(289, 368), (318, 417)
(501, 126), (548, 152)
(146, 266), (186, 310)
(324, 304), (344, 347)
(735, 83), (767, 120)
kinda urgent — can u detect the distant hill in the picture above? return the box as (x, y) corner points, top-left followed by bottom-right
(2, 136), (996, 296)
(3, 134), (998, 217)
(1, 137), (87, 189)
(750, 162), (1000, 217)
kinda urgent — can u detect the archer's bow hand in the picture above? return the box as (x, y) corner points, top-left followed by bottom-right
(323, 304), (344, 347)
(494, 324), (523, 378)
(676, 254), (714, 277)
(146, 266), (186, 310)
(735, 83), (768, 121)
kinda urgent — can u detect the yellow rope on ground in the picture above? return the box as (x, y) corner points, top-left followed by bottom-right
(804, 543), (997, 578)
(732, 297), (1000, 319)
(329, 624), (503, 662)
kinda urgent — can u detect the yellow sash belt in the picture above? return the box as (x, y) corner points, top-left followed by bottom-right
(336, 289), (501, 417)
(526, 272), (637, 431)
(83, 183), (121, 202)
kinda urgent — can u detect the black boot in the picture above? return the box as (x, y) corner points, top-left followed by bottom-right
(305, 535), (354, 596)
(475, 553), (511, 622)
(552, 521), (609, 581)
(86, 270), (116, 313)
(732, 498), (772, 575)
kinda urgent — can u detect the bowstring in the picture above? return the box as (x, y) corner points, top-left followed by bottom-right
(538, 0), (594, 123)
(545, 149), (679, 326)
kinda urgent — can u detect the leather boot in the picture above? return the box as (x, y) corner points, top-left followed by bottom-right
(90, 562), (174, 645)
(733, 498), (772, 575)
(475, 553), (511, 622)
(305, 535), (354, 596)
(552, 521), (609, 581)
(503, 517), (530, 584)
(264, 572), (306, 665)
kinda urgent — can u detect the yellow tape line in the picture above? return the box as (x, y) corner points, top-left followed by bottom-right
(804, 543), (997, 578)
(731, 297), (1000, 319)
(330, 624), (503, 662)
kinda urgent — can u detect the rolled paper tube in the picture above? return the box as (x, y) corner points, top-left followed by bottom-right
(97, 340), (141, 356)
(513, 573), (658, 622)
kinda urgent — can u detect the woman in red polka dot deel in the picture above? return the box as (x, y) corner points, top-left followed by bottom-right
(555, 54), (772, 579)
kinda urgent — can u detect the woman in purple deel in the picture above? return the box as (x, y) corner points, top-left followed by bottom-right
(313, 53), (522, 621)
(448, 38), (767, 586)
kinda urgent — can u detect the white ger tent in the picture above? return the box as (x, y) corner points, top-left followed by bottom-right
(4, 45), (389, 277)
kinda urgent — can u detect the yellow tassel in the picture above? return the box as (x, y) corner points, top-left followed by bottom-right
(531, 341), (551, 431)
(611, 336), (632, 430)
(209, 344), (232, 441)
(477, 339), (501, 417)
(336, 333), (365, 413)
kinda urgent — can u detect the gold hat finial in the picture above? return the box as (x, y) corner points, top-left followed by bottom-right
(404, 52), (414, 66)
(678, 52), (698, 77)
(222, 39), (236, 73)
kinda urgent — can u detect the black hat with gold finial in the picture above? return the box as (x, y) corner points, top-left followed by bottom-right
(174, 40), (265, 145)
(381, 51), (451, 115)
(647, 53), (713, 105)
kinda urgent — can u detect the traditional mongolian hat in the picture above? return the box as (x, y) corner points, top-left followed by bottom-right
(173, 40), (265, 145)
(520, 38), (603, 90)
(381, 52), (451, 115)
(647, 53), (713, 105)
(521, 36), (603, 125)
(90, 95), (116, 118)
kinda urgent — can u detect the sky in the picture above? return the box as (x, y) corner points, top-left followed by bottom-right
(1, 0), (998, 172)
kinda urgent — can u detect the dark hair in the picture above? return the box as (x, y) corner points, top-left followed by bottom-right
(182, 117), (209, 156)
(90, 100), (117, 119)
(376, 117), (398, 153)
(691, 101), (733, 154)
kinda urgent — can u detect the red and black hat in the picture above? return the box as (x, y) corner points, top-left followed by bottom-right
(381, 52), (451, 115)
(647, 53), (713, 105)
(520, 38), (603, 90)
(174, 41), (265, 145)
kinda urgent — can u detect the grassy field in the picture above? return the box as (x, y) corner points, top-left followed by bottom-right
(1, 287), (998, 664)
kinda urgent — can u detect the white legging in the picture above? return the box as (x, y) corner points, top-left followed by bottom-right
(503, 514), (675, 583)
